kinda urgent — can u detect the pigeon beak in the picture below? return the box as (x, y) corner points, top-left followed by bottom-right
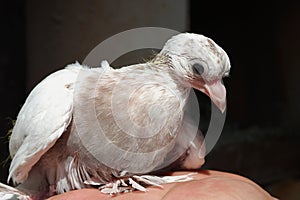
(196, 79), (227, 113)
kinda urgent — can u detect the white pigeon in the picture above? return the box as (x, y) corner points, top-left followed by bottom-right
(0, 33), (231, 200)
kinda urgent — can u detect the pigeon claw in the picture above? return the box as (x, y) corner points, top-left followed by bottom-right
(98, 173), (196, 195)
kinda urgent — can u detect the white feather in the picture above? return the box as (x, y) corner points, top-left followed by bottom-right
(0, 182), (31, 200)
(3, 33), (230, 198)
(8, 62), (82, 184)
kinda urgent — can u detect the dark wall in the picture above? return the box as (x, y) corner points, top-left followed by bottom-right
(191, 0), (286, 128)
(0, 1), (26, 182)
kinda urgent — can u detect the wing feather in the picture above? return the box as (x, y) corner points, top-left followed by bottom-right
(8, 62), (83, 183)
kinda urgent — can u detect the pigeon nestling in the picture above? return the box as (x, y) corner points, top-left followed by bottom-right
(0, 33), (231, 200)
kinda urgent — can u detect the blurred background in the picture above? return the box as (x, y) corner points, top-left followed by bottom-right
(0, 0), (299, 199)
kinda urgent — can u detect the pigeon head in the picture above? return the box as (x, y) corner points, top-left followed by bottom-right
(159, 33), (231, 113)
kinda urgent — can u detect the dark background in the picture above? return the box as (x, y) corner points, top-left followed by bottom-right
(0, 0), (300, 199)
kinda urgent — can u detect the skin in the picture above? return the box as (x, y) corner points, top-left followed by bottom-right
(47, 170), (277, 200)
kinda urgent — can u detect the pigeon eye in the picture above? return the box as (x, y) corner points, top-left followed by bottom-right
(192, 63), (205, 75)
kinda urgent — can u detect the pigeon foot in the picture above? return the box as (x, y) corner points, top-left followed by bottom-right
(85, 173), (196, 195)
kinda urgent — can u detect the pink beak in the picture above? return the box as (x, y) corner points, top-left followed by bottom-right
(195, 80), (227, 113)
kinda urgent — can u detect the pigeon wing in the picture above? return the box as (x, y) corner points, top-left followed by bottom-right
(8, 63), (82, 184)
